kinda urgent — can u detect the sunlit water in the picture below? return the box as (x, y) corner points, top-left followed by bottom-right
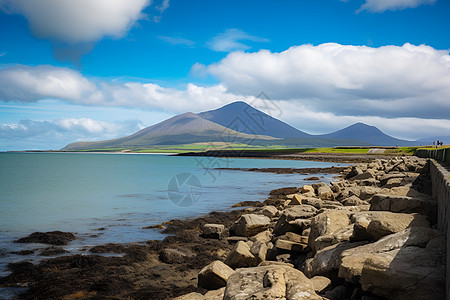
(0, 152), (345, 296)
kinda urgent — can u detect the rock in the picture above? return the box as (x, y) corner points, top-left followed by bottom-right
(304, 242), (367, 278)
(342, 195), (369, 206)
(369, 194), (437, 220)
(352, 211), (430, 241)
(259, 205), (278, 218)
(348, 172), (374, 181)
(201, 224), (226, 240)
(360, 241), (445, 299)
(308, 210), (351, 252)
(324, 285), (348, 300)
(339, 227), (442, 284)
(346, 166), (363, 179)
(173, 292), (205, 300)
(224, 241), (256, 268)
(198, 260), (234, 290)
(275, 239), (307, 252)
(313, 183), (334, 200)
(259, 261), (294, 268)
(290, 194), (302, 205)
(250, 230), (272, 244)
(300, 185), (315, 194)
(204, 287), (226, 300)
(283, 205), (318, 220)
(231, 214), (271, 237)
(379, 173), (406, 186)
(270, 187), (300, 196)
(310, 276), (331, 293)
(250, 240), (268, 264)
(226, 236), (248, 244)
(313, 224), (354, 252)
(223, 265), (321, 300)
(159, 248), (195, 264)
(15, 231), (76, 245)
(273, 205), (317, 236)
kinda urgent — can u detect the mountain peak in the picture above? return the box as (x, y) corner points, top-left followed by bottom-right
(198, 101), (311, 138)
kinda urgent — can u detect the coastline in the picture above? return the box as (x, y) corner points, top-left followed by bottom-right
(0, 154), (444, 299)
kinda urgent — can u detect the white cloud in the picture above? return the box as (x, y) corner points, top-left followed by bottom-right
(0, 0), (150, 43)
(357, 0), (436, 13)
(205, 43), (450, 119)
(0, 65), (248, 113)
(208, 29), (269, 52)
(0, 65), (101, 103)
(159, 36), (195, 46)
(0, 118), (143, 150)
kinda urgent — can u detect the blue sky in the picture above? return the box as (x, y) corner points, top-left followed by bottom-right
(1, 0), (450, 150)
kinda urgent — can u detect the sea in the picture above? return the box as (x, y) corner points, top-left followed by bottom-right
(0, 152), (345, 297)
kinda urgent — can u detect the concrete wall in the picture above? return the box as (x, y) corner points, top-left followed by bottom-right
(416, 148), (450, 163)
(428, 160), (450, 299)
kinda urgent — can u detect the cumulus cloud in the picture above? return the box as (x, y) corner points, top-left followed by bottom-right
(0, 65), (248, 113)
(357, 0), (436, 13)
(0, 0), (150, 43)
(0, 65), (101, 103)
(208, 29), (269, 52)
(205, 43), (450, 119)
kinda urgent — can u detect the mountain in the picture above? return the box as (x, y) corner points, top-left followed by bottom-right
(198, 101), (311, 138)
(62, 112), (278, 150)
(320, 123), (416, 146)
(62, 102), (418, 151)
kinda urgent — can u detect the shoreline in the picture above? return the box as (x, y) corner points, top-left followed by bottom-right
(1, 155), (445, 299)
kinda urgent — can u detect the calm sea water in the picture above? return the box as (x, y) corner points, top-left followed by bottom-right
(0, 152), (344, 293)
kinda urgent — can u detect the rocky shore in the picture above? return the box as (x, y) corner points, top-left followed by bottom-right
(0, 156), (445, 299)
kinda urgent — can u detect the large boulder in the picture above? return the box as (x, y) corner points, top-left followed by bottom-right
(223, 265), (321, 300)
(201, 224), (226, 240)
(338, 227), (442, 284)
(308, 210), (351, 252)
(360, 239), (445, 299)
(370, 194), (437, 221)
(273, 205), (317, 236)
(304, 242), (367, 278)
(198, 260), (235, 290)
(231, 214), (271, 237)
(313, 183), (334, 200)
(250, 240), (268, 264)
(352, 211), (430, 241)
(224, 241), (257, 268)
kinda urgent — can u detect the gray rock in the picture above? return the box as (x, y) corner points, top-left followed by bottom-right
(310, 276), (331, 293)
(352, 211), (430, 241)
(198, 260), (235, 290)
(201, 224), (226, 240)
(231, 214), (271, 237)
(339, 227), (442, 284)
(259, 205), (278, 218)
(370, 194), (437, 220)
(225, 241), (257, 268)
(308, 210), (351, 252)
(223, 265), (321, 300)
(250, 240), (268, 264)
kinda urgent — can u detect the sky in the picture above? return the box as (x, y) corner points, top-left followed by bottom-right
(0, 0), (449, 150)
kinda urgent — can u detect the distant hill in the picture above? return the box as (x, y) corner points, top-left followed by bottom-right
(198, 101), (311, 138)
(320, 123), (416, 146)
(62, 102), (418, 150)
(62, 112), (277, 150)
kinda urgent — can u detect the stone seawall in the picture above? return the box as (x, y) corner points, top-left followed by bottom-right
(429, 159), (450, 298)
(416, 148), (450, 163)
